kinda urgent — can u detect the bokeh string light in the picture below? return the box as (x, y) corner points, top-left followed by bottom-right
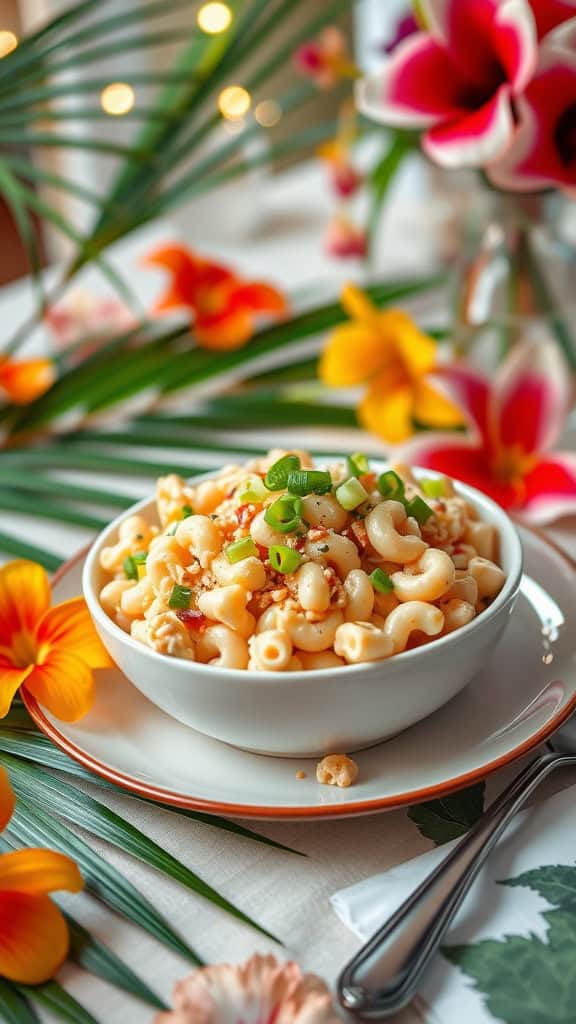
(197, 2), (232, 34)
(100, 82), (136, 116)
(0, 30), (18, 58)
(218, 85), (251, 120)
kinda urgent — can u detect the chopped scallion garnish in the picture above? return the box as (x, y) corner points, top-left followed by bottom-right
(181, 504), (194, 518)
(421, 478), (446, 499)
(123, 552), (147, 580)
(264, 494), (304, 533)
(405, 495), (434, 525)
(346, 452), (370, 478)
(286, 469), (332, 496)
(269, 545), (302, 574)
(370, 568), (394, 594)
(225, 537), (258, 563)
(236, 475), (270, 504)
(264, 454), (301, 491)
(377, 470), (405, 501)
(335, 477), (368, 511)
(168, 584), (192, 610)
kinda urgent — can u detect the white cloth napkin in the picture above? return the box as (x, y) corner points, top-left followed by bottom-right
(331, 785), (576, 1023)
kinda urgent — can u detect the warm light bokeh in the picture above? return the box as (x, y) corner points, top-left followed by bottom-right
(218, 85), (251, 120)
(254, 99), (282, 128)
(100, 82), (135, 116)
(0, 30), (18, 58)
(197, 2), (232, 34)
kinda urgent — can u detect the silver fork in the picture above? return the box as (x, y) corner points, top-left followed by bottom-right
(337, 727), (576, 1018)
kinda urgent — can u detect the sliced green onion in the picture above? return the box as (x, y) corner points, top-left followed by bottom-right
(224, 537), (258, 564)
(168, 584), (192, 610)
(264, 454), (301, 491)
(405, 495), (434, 525)
(264, 494), (304, 533)
(123, 552), (147, 580)
(181, 504), (194, 518)
(286, 469), (332, 496)
(378, 470), (405, 501)
(370, 568), (394, 594)
(236, 475), (270, 504)
(421, 477), (446, 499)
(346, 452), (370, 478)
(335, 477), (369, 511)
(269, 545), (303, 574)
(166, 521), (179, 536)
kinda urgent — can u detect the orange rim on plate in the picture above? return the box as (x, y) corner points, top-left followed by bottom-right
(22, 534), (576, 821)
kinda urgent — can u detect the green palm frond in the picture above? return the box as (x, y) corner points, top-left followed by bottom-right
(0, 0), (358, 351)
(3, 274), (442, 437)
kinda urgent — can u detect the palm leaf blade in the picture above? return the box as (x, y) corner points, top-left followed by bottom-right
(0, 981), (40, 1024)
(7, 798), (203, 964)
(13, 982), (97, 1024)
(4, 754), (279, 943)
(65, 914), (167, 1010)
(0, 727), (302, 855)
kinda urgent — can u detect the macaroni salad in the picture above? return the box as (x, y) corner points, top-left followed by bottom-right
(98, 451), (506, 671)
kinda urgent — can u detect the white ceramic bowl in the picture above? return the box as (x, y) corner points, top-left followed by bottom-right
(83, 465), (523, 756)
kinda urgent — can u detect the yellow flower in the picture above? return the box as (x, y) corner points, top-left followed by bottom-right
(319, 284), (463, 443)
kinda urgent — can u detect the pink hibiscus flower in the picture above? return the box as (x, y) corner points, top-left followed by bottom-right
(399, 338), (576, 524)
(529, 0), (576, 38)
(156, 955), (340, 1024)
(489, 25), (576, 192)
(357, 0), (538, 168)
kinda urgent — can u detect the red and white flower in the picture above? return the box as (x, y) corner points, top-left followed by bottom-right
(489, 26), (576, 192)
(357, 0), (538, 168)
(399, 338), (576, 524)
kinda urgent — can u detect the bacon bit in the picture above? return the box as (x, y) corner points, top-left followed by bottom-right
(176, 610), (208, 630)
(235, 503), (257, 527)
(294, 536), (307, 551)
(309, 527), (329, 542)
(359, 472), (376, 491)
(349, 520), (369, 550)
(256, 543), (268, 560)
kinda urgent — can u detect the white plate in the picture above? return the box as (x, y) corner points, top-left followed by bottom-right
(26, 528), (576, 820)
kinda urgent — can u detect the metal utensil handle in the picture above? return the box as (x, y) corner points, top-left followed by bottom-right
(338, 750), (574, 1019)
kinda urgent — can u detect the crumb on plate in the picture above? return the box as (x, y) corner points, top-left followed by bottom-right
(296, 770), (307, 780)
(316, 753), (358, 788)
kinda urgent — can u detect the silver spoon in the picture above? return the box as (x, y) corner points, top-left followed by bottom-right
(337, 720), (576, 1019)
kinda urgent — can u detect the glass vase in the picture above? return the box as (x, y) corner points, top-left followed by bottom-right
(451, 189), (576, 374)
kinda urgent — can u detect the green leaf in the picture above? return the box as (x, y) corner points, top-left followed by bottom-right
(0, 447), (205, 477)
(367, 132), (413, 258)
(0, 489), (108, 530)
(0, 729), (303, 856)
(444, 910), (576, 1024)
(0, 981), (39, 1024)
(500, 865), (576, 910)
(0, 530), (62, 571)
(444, 863), (576, 1023)
(7, 797), (203, 964)
(13, 982), (97, 1024)
(3, 754), (279, 943)
(65, 913), (167, 1010)
(0, 470), (134, 509)
(408, 782), (486, 845)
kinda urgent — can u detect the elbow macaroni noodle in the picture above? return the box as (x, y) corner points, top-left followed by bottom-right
(98, 453), (506, 670)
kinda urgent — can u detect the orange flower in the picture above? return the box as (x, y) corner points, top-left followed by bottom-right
(294, 26), (357, 90)
(0, 560), (111, 721)
(0, 766), (83, 983)
(146, 245), (288, 351)
(0, 357), (55, 405)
